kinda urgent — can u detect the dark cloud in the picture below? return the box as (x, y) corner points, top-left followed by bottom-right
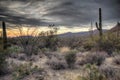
(0, 0), (120, 27)
(0, 6), (48, 26)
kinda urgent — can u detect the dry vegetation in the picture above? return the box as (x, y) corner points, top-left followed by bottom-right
(0, 25), (120, 80)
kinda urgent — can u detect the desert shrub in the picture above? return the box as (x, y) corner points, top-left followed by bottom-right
(12, 63), (32, 80)
(0, 37), (3, 49)
(100, 65), (120, 80)
(12, 63), (45, 80)
(0, 50), (9, 75)
(97, 34), (120, 55)
(17, 36), (40, 56)
(12, 26), (41, 56)
(113, 55), (120, 65)
(65, 50), (77, 68)
(8, 45), (22, 54)
(77, 64), (106, 80)
(98, 39), (114, 55)
(79, 52), (106, 66)
(47, 59), (67, 70)
(58, 37), (82, 49)
(83, 40), (95, 51)
(77, 46), (86, 52)
(58, 46), (70, 53)
(40, 25), (59, 51)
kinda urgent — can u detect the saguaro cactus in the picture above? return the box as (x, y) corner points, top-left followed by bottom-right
(96, 8), (103, 39)
(2, 21), (7, 49)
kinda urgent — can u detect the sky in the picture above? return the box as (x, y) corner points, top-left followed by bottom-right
(0, 0), (120, 35)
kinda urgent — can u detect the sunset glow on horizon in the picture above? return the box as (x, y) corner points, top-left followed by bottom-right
(0, 26), (91, 37)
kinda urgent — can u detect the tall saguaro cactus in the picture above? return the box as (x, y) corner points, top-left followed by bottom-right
(96, 8), (103, 39)
(2, 21), (7, 49)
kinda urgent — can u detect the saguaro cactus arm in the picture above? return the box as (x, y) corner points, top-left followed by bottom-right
(96, 22), (100, 30)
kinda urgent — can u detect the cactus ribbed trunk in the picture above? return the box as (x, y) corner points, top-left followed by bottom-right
(96, 8), (103, 40)
(2, 21), (7, 49)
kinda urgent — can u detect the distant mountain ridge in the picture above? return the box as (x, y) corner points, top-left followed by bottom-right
(58, 29), (107, 38)
(110, 22), (120, 32)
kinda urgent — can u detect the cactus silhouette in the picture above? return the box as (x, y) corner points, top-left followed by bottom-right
(95, 8), (103, 39)
(2, 21), (7, 49)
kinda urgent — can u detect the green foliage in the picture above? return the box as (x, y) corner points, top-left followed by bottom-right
(100, 65), (120, 80)
(17, 36), (40, 56)
(65, 50), (77, 68)
(78, 52), (106, 66)
(58, 37), (83, 50)
(113, 55), (120, 65)
(77, 64), (106, 80)
(99, 39), (114, 55)
(42, 25), (59, 51)
(7, 45), (22, 53)
(0, 37), (3, 50)
(12, 63), (31, 80)
(98, 34), (120, 55)
(12, 63), (44, 80)
(83, 40), (95, 51)
(47, 59), (67, 70)
(0, 50), (8, 75)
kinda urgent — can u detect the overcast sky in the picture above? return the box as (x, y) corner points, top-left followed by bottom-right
(0, 0), (120, 28)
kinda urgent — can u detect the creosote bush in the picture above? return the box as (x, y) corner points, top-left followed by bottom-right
(83, 40), (95, 51)
(12, 63), (45, 80)
(113, 55), (120, 65)
(0, 50), (9, 75)
(78, 52), (107, 66)
(98, 39), (114, 55)
(8, 45), (22, 54)
(12, 26), (40, 56)
(97, 34), (120, 55)
(65, 50), (77, 68)
(100, 65), (120, 80)
(77, 64), (106, 80)
(47, 59), (67, 70)
(39, 25), (59, 51)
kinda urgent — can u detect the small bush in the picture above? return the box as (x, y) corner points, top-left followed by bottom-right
(8, 45), (22, 54)
(83, 41), (94, 51)
(79, 52), (106, 66)
(99, 40), (114, 55)
(97, 34), (120, 55)
(65, 50), (77, 68)
(0, 50), (8, 75)
(47, 59), (67, 70)
(100, 65), (120, 80)
(77, 64), (106, 80)
(12, 26), (41, 56)
(12, 63), (31, 80)
(113, 55), (120, 65)
(12, 63), (45, 80)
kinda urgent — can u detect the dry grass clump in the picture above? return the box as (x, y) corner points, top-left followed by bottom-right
(46, 58), (67, 70)
(12, 63), (46, 80)
(76, 64), (106, 80)
(100, 65), (120, 80)
(77, 52), (107, 66)
(0, 50), (9, 75)
(58, 46), (71, 53)
(113, 55), (120, 65)
(65, 50), (77, 68)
